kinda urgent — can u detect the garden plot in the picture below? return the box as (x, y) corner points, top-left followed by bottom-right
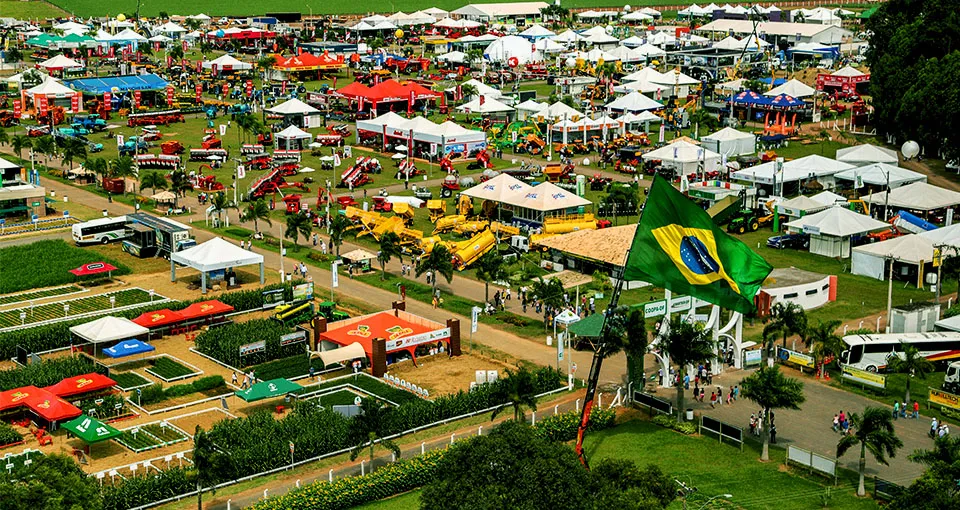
(110, 371), (153, 391)
(0, 285), (86, 308)
(115, 421), (190, 453)
(385, 352), (515, 396)
(0, 288), (166, 329)
(166, 407), (235, 434)
(144, 356), (203, 382)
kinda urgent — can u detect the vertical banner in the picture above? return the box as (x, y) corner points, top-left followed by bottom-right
(108, 46), (115, 58)
(332, 262), (339, 288)
(236, 164), (246, 180)
(222, 83), (229, 97)
(195, 84), (202, 103)
(71, 94), (80, 112)
(212, 63), (218, 76)
(182, 40), (188, 52)
(245, 80), (253, 97)
(96, 45), (102, 56)
(281, 80), (287, 95)
(166, 55), (172, 67)
(12, 100), (21, 119)
(196, 61), (202, 73)
(38, 96), (49, 116)
(182, 58), (189, 69)
(408, 90), (414, 116)
(134, 90), (142, 109)
(166, 86), (174, 106)
(103, 92), (111, 111)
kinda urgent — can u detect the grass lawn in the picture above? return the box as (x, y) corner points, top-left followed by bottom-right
(0, 240), (130, 295)
(111, 371), (152, 391)
(0, 0), (67, 18)
(146, 356), (199, 381)
(356, 491), (421, 510)
(316, 388), (362, 407)
(116, 429), (164, 452)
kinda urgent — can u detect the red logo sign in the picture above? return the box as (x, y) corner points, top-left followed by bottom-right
(12, 100), (21, 119)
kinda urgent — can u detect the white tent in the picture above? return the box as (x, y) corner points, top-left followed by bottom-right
(836, 144), (899, 166)
(462, 173), (532, 202)
(70, 316), (149, 346)
(862, 182), (960, 212)
(713, 36), (743, 50)
(501, 181), (591, 213)
(621, 110), (662, 127)
(110, 28), (148, 43)
(436, 50), (467, 63)
(540, 101), (583, 121)
(621, 11), (653, 21)
(642, 140), (721, 176)
(833, 163), (926, 189)
(584, 32), (619, 46)
(275, 125), (312, 150)
(764, 78), (816, 98)
(776, 195), (830, 219)
(423, 7), (448, 16)
(170, 237), (265, 293)
(852, 234), (947, 282)
(484, 35), (535, 64)
(518, 24), (555, 39)
(585, 48), (619, 62)
(784, 206), (890, 258)
(457, 95), (515, 114)
(445, 78), (501, 100)
(267, 98), (320, 115)
(605, 91), (662, 113)
(811, 190), (847, 206)
(731, 154), (855, 187)
(534, 38), (566, 53)
(515, 99), (546, 120)
(202, 53), (253, 70)
(621, 66), (666, 83)
(701, 127), (756, 156)
(53, 21), (90, 32)
(553, 30), (584, 43)
(156, 21), (187, 34)
(148, 34), (173, 43)
(361, 14), (389, 22)
(38, 54), (83, 70)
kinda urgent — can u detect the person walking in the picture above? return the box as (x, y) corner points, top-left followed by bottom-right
(893, 401), (900, 420)
(930, 417), (939, 439)
(913, 400), (920, 419)
(231, 371), (238, 387)
(832, 414), (840, 432)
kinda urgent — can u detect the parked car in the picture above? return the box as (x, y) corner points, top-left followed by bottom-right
(766, 233), (810, 250)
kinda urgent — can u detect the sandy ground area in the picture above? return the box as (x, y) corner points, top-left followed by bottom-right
(385, 352), (515, 396)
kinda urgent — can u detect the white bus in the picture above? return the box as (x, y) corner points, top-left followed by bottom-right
(72, 216), (130, 245)
(840, 332), (960, 372)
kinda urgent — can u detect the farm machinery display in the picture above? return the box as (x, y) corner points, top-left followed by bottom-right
(127, 109), (184, 127)
(395, 159), (424, 180)
(466, 150), (494, 170)
(161, 141), (185, 155)
(338, 157), (381, 188)
(241, 144), (266, 156)
(134, 154), (180, 169)
(274, 300), (314, 326)
(72, 114), (106, 131)
(189, 148), (229, 162)
(118, 137), (149, 157)
(248, 167), (309, 199)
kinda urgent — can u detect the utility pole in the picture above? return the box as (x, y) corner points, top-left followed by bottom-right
(886, 254), (894, 333)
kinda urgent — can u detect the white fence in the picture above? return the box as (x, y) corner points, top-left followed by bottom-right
(787, 445), (837, 483)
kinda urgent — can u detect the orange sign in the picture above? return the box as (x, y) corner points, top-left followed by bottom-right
(348, 325), (371, 338)
(386, 325), (413, 340)
(150, 313), (167, 323)
(75, 377), (93, 389)
(36, 400), (51, 409)
(11, 391), (29, 402)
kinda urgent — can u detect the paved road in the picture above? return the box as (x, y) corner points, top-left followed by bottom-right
(693, 367), (930, 487)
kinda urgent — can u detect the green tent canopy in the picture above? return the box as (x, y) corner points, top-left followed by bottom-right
(858, 6), (879, 18)
(568, 313), (606, 338)
(235, 378), (301, 403)
(62, 414), (122, 444)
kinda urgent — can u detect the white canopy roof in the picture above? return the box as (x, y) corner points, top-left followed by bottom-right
(652, 68), (700, 86)
(621, 110), (662, 124)
(785, 206), (889, 237)
(515, 99), (546, 112)
(70, 316), (149, 344)
(832, 65), (866, 77)
(312, 342), (366, 366)
(919, 222), (960, 249)
(811, 190), (847, 206)
(585, 32), (619, 45)
(534, 38), (566, 53)
(836, 144), (899, 165)
(862, 182), (960, 211)
(436, 50), (467, 63)
(423, 7), (449, 16)
(833, 163), (926, 188)
(462, 173), (531, 201)
(275, 125), (312, 140)
(642, 140), (720, 163)
(853, 234), (942, 266)
(541, 101), (582, 121)
(356, 111), (407, 132)
(713, 36), (743, 50)
(170, 236), (264, 272)
(778, 195), (829, 215)
(446, 78), (501, 99)
(519, 24), (555, 38)
(156, 21), (187, 33)
(267, 98), (320, 115)
(484, 35), (535, 64)
(622, 11), (654, 21)
(457, 95), (515, 113)
(38, 54), (82, 69)
(553, 29), (585, 43)
(111, 28), (148, 41)
(26, 76), (77, 96)
(502, 181), (591, 212)
(148, 34), (173, 43)
(703, 127), (755, 141)
(621, 66), (665, 83)
(765, 78), (816, 98)
(606, 91), (662, 113)
(732, 154), (855, 184)
(53, 21), (89, 32)
(202, 53), (253, 70)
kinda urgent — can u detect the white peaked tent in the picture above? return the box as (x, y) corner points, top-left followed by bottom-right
(540, 101), (583, 121)
(53, 21), (90, 32)
(436, 51), (467, 63)
(580, 26), (610, 37)
(836, 144), (899, 166)
(38, 54), (83, 70)
(170, 237), (265, 293)
(620, 36), (646, 47)
(484, 36), (535, 64)
(776, 195), (830, 220)
(267, 98), (320, 115)
(518, 24), (555, 40)
(642, 140), (721, 176)
(515, 99), (546, 120)
(811, 190), (847, 206)
(501, 181), (591, 214)
(764, 79), (816, 98)
(110, 28), (148, 42)
(584, 32), (619, 46)
(585, 48), (619, 62)
(862, 182), (960, 212)
(622, 11), (653, 21)
(462, 173), (531, 202)
(553, 30), (585, 43)
(833, 163), (926, 189)
(701, 127), (757, 156)
(275, 125), (312, 150)
(621, 66), (666, 83)
(605, 91), (662, 113)
(457, 96), (515, 114)
(445, 78), (501, 99)
(852, 233), (953, 283)
(156, 21), (187, 34)
(731, 154), (855, 187)
(203, 53), (253, 70)
(784, 206), (890, 258)
(71, 316), (149, 346)
(534, 38), (566, 53)
(713, 36), (743, 50)
(149, 34), (173, 43)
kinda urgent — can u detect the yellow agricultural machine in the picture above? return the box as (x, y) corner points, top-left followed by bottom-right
(543, 214), (599, 235)
(490, 221), (520, 241)
(427, 200), (447, 222)
(454, 219), (490, 237)
(452, 229), (497, 270)
(457, 194), (473, 216)
(433, 215), (466, 235)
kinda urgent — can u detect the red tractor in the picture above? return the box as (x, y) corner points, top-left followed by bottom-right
(161, 141), (185, 155)
(440, 174), (460, 198)
(276, 161), (300, 176)
(439, 155), (454, 174)
(201, 135), (222, 149)
(283, 194), (304, 213)
(313, 134), (343, 147)
(195, 173), (225, 191)
(372, 196), (393, 212)
(247, 154), (272, 170)
(467, 150), (493, 170)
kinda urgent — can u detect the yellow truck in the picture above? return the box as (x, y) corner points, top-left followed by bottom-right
(543, 213), (598, 235)
(490, 221), (520, 240)
(452, 229), (497, 270)
(433, 214), (466, 235)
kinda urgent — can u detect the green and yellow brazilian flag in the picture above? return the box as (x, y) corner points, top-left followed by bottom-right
(624, 176), (773, 314)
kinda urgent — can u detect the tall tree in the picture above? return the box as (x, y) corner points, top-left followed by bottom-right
(349, 399), (400, 463)
(475, 249), (507, 304)
(140, 171), (167, 196)
(530, 276), (565, 311)
(416, 245), (454, 297)
(657, 316), (715, 421)
(193, 425), (225, 510)
(86, 157), (108, 182)
(490, 366), (539, 421)
(0, 127), (9, 146)
(209, 192), (236, 226)
(169, 169), (193, 206)
(11, 135), (32, 160)
(625, 308), (648, 391)
(890, 435), (960, 510)
(0, 454), (103, 509)
(60, 138), (86, 174)
(769, 302), (807, 349)
(284, 213), (312, 248)
(739, 366), (806, 461)
(108, 156), (137, 195)
(886, 341), (935, 403)
(328, 213), (350, 257)
(377, 231), (402, 281)
(837, 407), (904, 497)
(242, 198), (272, 234)
(33, 135), (55, 168)
(806, 319), (844, 378)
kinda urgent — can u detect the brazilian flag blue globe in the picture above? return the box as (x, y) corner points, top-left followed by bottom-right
(624, 176), (773, 314)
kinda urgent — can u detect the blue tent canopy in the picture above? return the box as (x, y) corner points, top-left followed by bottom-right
(103, 339), (156, 358)
(756, 77), (787, 86)
(67, 74), (168, 94)
(729, 90), (805, 110)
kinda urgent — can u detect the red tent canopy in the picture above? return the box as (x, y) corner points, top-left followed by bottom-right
(0, 386), (40, 412)
(24, 391), (82, 422)
(366, 80), (413, 101)
(405, 82), (441, 98)
(69, 262), (118, 276)
(320, 311), (448, 356)
(335, 81), (372, 99)
(132, 309), (185, 328)
(179, 300), (235, 320)
(44, 373), (117, 398)
(275, 51), (346, 71)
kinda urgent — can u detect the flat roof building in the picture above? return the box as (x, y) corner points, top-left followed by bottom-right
(453, 2), (550, 21)
(696, 19), (852, 46)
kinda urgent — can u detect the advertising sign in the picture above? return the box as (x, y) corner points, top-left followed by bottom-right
(332, 262), (339, 288)
(644, 300), (667, 318)
(385, 328), (450, 351)
(841, 365), (886, 389)
(292, 282), (314, 301)
(37, 95), (48, 116)
(669, 295), (692, 313)
(279, 330), (308, 347)
(166, 87), (174, 106)
(777, 347), (815, 369)
(929, 388), (960, 410)
(133, 90), (141, 109)
(195, 84), (202, 103)
(743, 349), (762, 367)
(471, 306), (480, 334)
(262, 288), (285, 308)
(71, 94), (80, 112)
(239, 340), (266, 356)
(13, 100), (21, 119)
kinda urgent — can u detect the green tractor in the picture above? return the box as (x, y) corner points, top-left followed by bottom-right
(274, 300), (315, 326)
(726, 208), (771, 234)
(317, 301), (350, 322)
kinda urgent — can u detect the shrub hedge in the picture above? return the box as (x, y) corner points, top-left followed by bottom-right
(134, 376), (226, 406)
(0, 421), (23, 446)
(652, 414), (697, 435)
(0, 355), (95, 392)
(195, 319), (301, 368)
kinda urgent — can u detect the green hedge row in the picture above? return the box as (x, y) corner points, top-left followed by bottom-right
(0, 421), (23, 446)
(195, 319), (302, 368)
(0, 355), (95, 392)
(101, 467), (193, 510)
(134, 376), (225, 406)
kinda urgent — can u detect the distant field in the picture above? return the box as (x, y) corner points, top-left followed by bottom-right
(44, 0), (687, 17)
(0, 0), (68, 19)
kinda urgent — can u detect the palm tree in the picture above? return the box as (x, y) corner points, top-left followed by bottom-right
(806, 319), (844, 378)
(60, 138), (86, 173)
(328, 213), (351, 257)
(349, 399), (401, 463)
(256, 55), (277, 81)
(740, 366), (806, 461)
(242, 198), (272, 234)
(886, 341), (935, 403)
(169, 169), (194, 206)
(624, 308), (648, 391)
(11, 135), (31, 161)
(86, 157), (108, 182)
(657, 316), (716, 421)
(769, 302), (807, 350)
(460, 83), (479, 104)
(140, 171), (167, 196)
(109, 156), (137, 195)
(0, 128), (9, 146)
(377, 232), (402, 281)
(907, 435), (960, 473)
(837, 406), (904, 496)
(33, 135), (55, 168)
(530, 276), (565, 311)
(284, 213), (312, 248)
(415, 244), (454, 297)
(209, 192), (236, 227)
(475, 249), (507, 304)
(193, 425), (225, 510)
(464, 49), (483, 71)
(490, 366), (539, 421)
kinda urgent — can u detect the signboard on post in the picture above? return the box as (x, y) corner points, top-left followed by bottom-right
(777, 346), (815, 369)
(280, 331), (308, 347)
(841, 365), (886, 389)
(262, 288), (285, 309)
(743, 349), (762, 367)
(669, 295), (692, 313)
(643, 300), (667, 318)
(929, 388), (960, 410)
(332, 262), (339, 289)
(471, 306), (480, 334)
(239, 341), (266, 356)
(384, 328), (450, 351)
(293, 282), (314, 301)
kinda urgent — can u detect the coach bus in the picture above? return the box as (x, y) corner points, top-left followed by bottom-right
(72, 216), (130, 245)
(839, 332), (960, 372)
